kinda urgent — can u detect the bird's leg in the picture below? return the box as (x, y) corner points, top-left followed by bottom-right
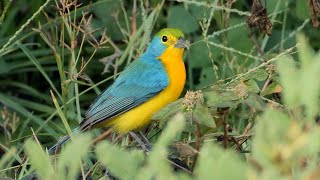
(129, 131), (152, 152)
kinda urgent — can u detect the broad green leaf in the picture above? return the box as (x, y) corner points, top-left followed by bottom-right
(242, 69), (269, 81)
(227, 17), (254, 54)
(192, 105), (216, 128)
(167, 5), (199, 33)
(204, 91), (242, 108)
(25, 140), (56, 180)
(187, 37), (221, 69)
(266, 0), (286, 13)
(244, 79), (260, 93)
(92, 1), (125, 41)
(245, 93), (266, 111)
(296, 0), (309, 20)
(194, 142), (247, 180)
(197, 67), (217, 89)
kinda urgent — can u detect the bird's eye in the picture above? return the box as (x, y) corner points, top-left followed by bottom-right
(162, 36), (168, 42)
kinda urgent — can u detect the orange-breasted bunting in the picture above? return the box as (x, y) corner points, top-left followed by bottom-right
(49, 28), (188, 153)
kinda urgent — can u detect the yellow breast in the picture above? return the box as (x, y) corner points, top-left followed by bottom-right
(104, 46), (186, 133)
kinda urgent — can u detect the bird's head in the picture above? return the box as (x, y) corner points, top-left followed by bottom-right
(146, 28), (189, 58)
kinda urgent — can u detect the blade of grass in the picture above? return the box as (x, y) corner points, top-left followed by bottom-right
(17, 42), (63, 101)
(0, 92), (56, 134)
(50, 90), (73, 139)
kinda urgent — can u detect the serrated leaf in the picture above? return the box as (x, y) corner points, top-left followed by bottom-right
(57, 134), (92, 180)
(204, 91), (242, 108)
(96, 141), (145, 180)
(297, 34), (314, 68)
(252, 109), (291, 167)
(194, 142), (247, 180)
(277, 55), (300, 107)
(24, 140), (56, 180)
(244, 79), (260, 93)
(242, 69), (269, 81)
(192, 105), (216, 128)
(245, 93), (266, 111)
(137, 114), (185, 179)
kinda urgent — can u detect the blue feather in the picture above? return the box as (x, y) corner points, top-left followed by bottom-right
(80, 37), (168, 130)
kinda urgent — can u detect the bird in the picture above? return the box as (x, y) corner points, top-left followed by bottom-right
(49, 28), (189, 153)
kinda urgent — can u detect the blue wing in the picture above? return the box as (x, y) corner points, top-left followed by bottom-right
(80, 58), (168, 130)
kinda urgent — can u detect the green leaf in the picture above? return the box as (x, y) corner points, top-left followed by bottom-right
(197, 67), (217, 89)
(96, 141), (145, 180)
(242, 69), (269, 81)
(187, 37), (221, 69)
(266, 0), (286, 13)
(261, 81), (282, 96)
(0, 92), (56, 135)
(194, 142), (247, 180)
(152, 99), (183, 122)
(277, 34), (320, 119)
(277, 55), (299, 107)
(245, 93), (266, 111)
(17, 43), (62, 101)
(296, 0), (309, 20)
(192, 105), (216, 128)
(167, 5), (199, 33)
(297, 34), (314, 68)
(252, 109), (290, 166)
(24, 140), (56, 180)
(57, 134), (92, 180)
(227, 17), (254, 54)
(204, 91), (242, 108)
(137, 113), (186, 179)
(0, 57), (10, 74)
(92, 1), (124, 41)
(244, 79), (260, 93)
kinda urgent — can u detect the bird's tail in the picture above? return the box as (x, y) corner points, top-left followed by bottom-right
(47, 127), (79, 154)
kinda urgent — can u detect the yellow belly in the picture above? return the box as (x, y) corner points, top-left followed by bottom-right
(97, 46), (186, 133)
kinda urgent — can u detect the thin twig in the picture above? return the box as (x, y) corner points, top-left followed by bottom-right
(92, 128), (114, 145)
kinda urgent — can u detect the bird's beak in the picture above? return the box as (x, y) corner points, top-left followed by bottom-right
(174, 38), (190, 49)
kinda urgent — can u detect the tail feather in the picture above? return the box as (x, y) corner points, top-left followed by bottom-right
(48, 135), (71, 154)
(47, 128), (79, 154)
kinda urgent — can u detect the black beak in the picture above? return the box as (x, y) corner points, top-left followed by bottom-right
(174, 38), (190, 49)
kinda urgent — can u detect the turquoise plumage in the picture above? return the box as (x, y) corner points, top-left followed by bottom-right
(48, 28), (187, 154)
(81, 36), (169, 130)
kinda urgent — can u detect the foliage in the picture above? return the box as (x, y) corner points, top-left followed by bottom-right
(0, 0), (320, 179)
